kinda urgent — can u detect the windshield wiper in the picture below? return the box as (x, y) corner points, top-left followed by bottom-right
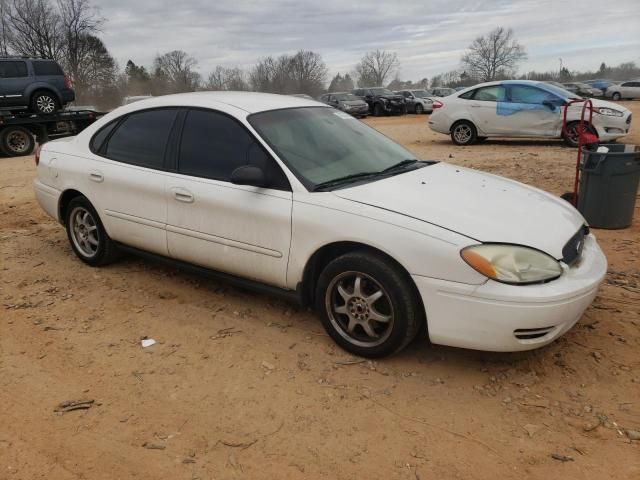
(313, 171), (381, 191)
(379, 159), (419, 174)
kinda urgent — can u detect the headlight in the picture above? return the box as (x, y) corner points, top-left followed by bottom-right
(461, 244), (562, 285)
(595, 107), (623, 117)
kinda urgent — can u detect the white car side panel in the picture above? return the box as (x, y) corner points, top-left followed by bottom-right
(286, 192), (487, 290)
(165, 173), (292, 288)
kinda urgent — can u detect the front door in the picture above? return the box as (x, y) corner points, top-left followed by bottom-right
(166, 108), (292, 288)
(502, 84), (564, 137)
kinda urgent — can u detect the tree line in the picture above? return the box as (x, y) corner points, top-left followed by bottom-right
(1, 3), (637, 109)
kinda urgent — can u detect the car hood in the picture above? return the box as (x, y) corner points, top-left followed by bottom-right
(566, 97), (630, 114)
(332, 163), (584, 259)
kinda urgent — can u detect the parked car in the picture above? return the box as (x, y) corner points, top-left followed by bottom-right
(605, 80), (640, 100)
(395, 90), (434, 114)
(0, 57), (74, 114)
(34, 92), (606, 357)
(352, 87), (406, 116)
(429, 80), (632, 146)
(319, 92), (369, 117)
(562, 82), (603, 98)
(583, 79), (617, 95)
(430, 87), (457, 97)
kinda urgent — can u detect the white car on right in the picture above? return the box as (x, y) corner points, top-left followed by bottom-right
(605, 80), (640, 101)
(429, 80), (632, 146)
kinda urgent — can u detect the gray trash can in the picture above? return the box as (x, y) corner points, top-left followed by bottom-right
(577, 144), (640, 229)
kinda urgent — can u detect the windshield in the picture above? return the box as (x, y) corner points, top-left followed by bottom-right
(542, 83), (581, 99)
(412, 90), (432, 98)
(369, 88), (394, 95)
(334, 93), (357, 101)
(249, 107), (418, 189)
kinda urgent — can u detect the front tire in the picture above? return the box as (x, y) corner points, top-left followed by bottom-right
(612, 92), (621, 101)
(31, 91), (59, 114)
(373, 103), (383, 117)
(450, 120), (477, 145)
(562, 121), (598, 147)
(65, 196), (119, 266)
(415, 104), (424, 114)
(315, 251), (423, 358)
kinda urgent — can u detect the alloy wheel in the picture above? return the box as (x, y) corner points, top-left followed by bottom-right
(453, 124), (472, 144)
(325, 271), (394, 348)
(69, 206), (99, 257)
(36, 95), (56, 113)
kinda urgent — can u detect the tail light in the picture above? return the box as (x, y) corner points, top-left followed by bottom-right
(35, 144), (42, 166)
(433, 100), (444, 109)
(64, 75), (72, 89)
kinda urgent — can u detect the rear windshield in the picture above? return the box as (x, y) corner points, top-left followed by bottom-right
(33, 61), (63, 76)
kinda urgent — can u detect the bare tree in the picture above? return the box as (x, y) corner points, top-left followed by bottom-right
(355, 50), (399, 87)
(154, 50), (200, 92)
(58, 0), (103, 97)
(4, 0), (64, 59)
(461, 27), (527, 81)
(204, 66), (249, 91)
(288, 50), (327, 96)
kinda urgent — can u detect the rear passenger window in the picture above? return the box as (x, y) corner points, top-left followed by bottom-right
(33, 61), (63, 76)
(104, 109), (177, 169)
(0, 61), (28, 78)
(473, 86), (506, 102)
(179, 109), (289, 190)
(90, 121), (118, 153)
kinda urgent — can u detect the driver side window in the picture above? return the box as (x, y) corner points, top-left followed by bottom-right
(509, 85), (558, 104)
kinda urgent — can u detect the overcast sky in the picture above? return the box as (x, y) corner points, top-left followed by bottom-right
(100, 0), (640, 81)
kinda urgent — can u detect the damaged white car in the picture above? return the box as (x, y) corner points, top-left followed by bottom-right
(429, 80), (632, 146)
(34, 92), (607, 358)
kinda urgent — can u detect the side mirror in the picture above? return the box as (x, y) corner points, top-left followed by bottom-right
(230, 165), (267, 188)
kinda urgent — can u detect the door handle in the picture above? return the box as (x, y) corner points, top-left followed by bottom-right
(89, 170), (104, 182)
(470, 104), (481, 108)
(172, 188), (194, 203)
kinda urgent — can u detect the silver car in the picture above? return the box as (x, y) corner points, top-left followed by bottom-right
(606, 80), (640, 101)
(395, 90), (434, 114)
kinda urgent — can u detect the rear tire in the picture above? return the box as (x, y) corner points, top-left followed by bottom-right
(450, 120), (477, 146)
(315, 251), (423, 358)
(64, 196), (119, 266)
(415, 104), (424, 114)
(0, 126), (35, 156)
(31, 90), (59, 114)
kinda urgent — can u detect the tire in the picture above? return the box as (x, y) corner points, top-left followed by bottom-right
(315, 251), (423, 358)
(414, 104), (424, 114)
(31, 90), (59, 114)
(373, 103), (383, 117)
(64, 196), (119, 266)
(0, 126), (35, 156)
(562, 121), (598, 148)
(612, 92), (621, 101)
(450, 120), (477, 146)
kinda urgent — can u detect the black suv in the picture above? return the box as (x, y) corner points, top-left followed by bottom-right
(0, 57), (75, 114)
(352, 87), (406, 116)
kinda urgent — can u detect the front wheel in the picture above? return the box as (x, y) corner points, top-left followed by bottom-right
(562, 122), (598, 147)
(612, 92), (621, 101)
(450, 121), (477, 145)
(315, 251), (423, 358)
(373, 103), (383, 116)
(415, 104), (424, 114)
(65, 196), (119, 266)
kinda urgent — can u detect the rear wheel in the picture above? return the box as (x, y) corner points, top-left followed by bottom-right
(315, 251), (423, 358)
(65, 196), (119, 266)
(415, 104), (424, 114)
(31, 91), (59, 114)
(0, 126), (35, 156)
(450, 120), (477, 146)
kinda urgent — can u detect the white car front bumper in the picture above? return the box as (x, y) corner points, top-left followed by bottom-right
(412, 234), (607, 352)
(593, 111), (632, 142)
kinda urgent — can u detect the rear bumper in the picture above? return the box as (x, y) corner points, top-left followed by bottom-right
(33, 179), (61, 222)
(413, 234), (607, 352)
(61, 89), (75, 104)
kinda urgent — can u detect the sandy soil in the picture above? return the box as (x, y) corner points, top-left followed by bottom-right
(1, 102), (639, 480)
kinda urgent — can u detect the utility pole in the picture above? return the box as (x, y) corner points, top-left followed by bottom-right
(559, 58), (563, 79)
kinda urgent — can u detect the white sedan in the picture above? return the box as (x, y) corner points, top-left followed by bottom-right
(34, 92), (607, 357)
(429, 80), (632, 146)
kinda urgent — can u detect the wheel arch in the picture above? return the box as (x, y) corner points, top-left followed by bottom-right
(28, 87), (62, 106)
(58, 189), (86, 223)
(449, 118), (478, 134)
(300, 241), (425, 314)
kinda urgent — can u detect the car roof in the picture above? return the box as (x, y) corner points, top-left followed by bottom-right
(113, 91), (325, 115)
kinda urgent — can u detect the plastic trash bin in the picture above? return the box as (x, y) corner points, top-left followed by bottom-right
(577, 144), (640, 229)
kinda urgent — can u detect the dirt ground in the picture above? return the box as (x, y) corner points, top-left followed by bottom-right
(1, 102), (639, 480)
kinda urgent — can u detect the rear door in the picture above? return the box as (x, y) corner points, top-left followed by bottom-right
(0, 61), (30, 106)
(166, 108), (293, 287)
(32, 60), (65, 93)
(87, 108), (180, 255)
(463, 85), (510, 135)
